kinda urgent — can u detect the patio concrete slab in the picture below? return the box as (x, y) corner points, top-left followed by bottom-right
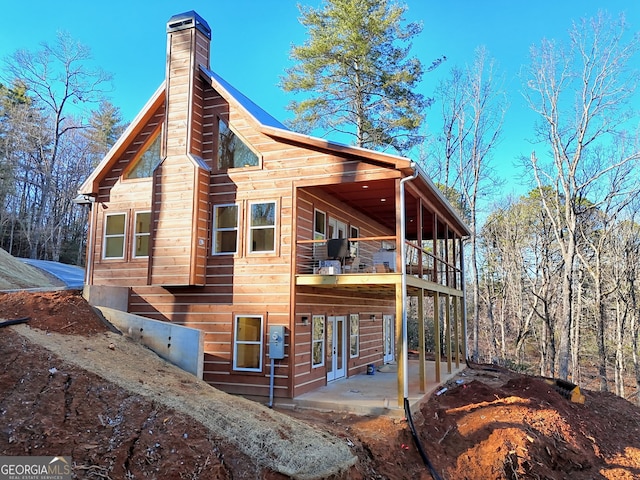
(282, 360), (465, 417)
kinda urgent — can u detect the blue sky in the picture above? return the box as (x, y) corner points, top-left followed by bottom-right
(1, 1), (639, 197)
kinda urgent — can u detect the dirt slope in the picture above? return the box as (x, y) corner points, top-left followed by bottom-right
(2, 290), (640, 479)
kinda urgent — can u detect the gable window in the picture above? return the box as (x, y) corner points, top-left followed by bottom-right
(103, 213), (126, 259)
(218, 118), (259, 169)
(133, 211), (151, 258)
(213, 204), (239, 254)
(233, 315), (263, 372)
(249, 201), (276, 253)
(312, 315), (325, 367)
(350, 314), (359, 358)
(126, 130), (162, 179)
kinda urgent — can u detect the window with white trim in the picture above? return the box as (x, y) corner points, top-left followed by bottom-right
(133, 211), (151, 258)
(350, 314), (359, 358)
(213, 204), (239, 254)
(312, 315), (325, 368)
(233, 315), (263, 372)
(349, 226), (359, 257)
(314, 209), (326, 258)
(103, 213), (127, 259)
(248, 201), (276, 253)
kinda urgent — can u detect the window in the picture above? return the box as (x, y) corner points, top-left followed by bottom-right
(233, 315), (263, 372)
(312, 315), (325, 367)
(314, 210), (326, 240)
(350, 314), (359, 358)
(313, 209), (326, 259)
(213, 204), (239, 254)
(218, 118), (259, 169)
(349, 226), (359, 257)
(103, 213), (126, 259)
(133, 212), (151, 258)
(126, 131), (162, 179)
(249, 201), (276, 253)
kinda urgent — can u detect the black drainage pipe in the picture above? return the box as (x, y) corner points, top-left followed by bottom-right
(404, 397), (443, 480)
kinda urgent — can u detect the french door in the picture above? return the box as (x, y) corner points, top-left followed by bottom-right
(327, 316), (347, 381)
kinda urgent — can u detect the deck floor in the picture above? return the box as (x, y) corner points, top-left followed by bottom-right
(278, 360), (464, 417)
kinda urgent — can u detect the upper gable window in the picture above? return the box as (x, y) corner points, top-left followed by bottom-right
(218, 118), (259, 170)
(126, 131), (161, 179)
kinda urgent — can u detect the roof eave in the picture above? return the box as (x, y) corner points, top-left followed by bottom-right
(78, 83), (166, 195)
(260, 124), (414, 172)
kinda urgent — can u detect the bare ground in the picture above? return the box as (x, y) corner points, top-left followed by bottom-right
(2, 289), (640, 479)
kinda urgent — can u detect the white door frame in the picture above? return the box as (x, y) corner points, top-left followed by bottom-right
(327, 315), (347, 381)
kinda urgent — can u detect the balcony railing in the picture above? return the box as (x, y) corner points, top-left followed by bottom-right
(296, 236), (463, 290)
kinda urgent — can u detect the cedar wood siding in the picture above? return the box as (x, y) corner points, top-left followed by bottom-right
(117, 79), (400, 399)
(90, 104), (165, 286)
(292, 187), (396, 397)
(148, 25), (210, 286)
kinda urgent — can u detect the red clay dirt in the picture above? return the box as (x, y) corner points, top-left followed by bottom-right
(1, 290), (640, 479)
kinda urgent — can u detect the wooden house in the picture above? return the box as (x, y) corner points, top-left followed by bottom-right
(78, 11), (470, 407)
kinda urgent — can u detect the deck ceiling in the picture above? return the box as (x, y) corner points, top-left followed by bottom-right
(319, 179), (451, 240)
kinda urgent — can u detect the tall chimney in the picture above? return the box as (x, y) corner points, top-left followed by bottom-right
(149, 12), (211, 287)
(164, 10), (211, 158)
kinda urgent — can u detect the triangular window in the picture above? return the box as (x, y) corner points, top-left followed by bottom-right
(218, 118), (259, 169)
(126, 131), (162, 179)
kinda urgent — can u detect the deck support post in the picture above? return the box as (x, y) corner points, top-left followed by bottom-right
(395, 283), (405, 408)
(434, 292), (441, 383)
(446, 294), (452, 374)
(418, 290), (426, 393)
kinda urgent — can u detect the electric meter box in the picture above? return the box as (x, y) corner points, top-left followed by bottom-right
(269, 325), (285, 360)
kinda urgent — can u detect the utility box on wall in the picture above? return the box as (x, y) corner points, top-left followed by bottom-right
(269, 325), (285, 359)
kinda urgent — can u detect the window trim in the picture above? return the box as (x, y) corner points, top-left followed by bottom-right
(247, 200), (277, 254)
(233, 315), (264, 372)
(349, 226), (359, 257)
(212, 203), (240, 255)
(350, 314), (360, 358)
(132, 211), (151, 259)
(102, 212), (127, 260)
(312, 315), (325, 368)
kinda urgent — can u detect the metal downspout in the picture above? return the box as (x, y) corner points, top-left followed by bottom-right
(400, 165), (419, 399)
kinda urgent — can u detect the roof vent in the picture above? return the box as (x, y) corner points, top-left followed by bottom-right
(167, 11), (211, 39)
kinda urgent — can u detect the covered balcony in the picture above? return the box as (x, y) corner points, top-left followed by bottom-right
(293, 167), (470, 407)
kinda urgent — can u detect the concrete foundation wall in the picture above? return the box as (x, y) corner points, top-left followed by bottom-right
(97, 306), (204, 379)
(83, 285), (130, 312)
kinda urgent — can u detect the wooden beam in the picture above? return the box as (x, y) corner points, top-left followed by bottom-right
(418, 290), (425, 393)
(395, 283), (404, 408)
(445, 294), (452, 374)
(434, 292), (441, 383)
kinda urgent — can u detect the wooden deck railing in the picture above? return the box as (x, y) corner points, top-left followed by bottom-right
(296, 237), (463, 290)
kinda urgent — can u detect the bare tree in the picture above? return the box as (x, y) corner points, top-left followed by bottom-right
(428, 46), (505, 361)
(2, 32), (111, 260)
(524, 11), (640, 380)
